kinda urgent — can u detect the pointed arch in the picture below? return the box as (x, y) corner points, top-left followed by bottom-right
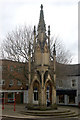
(31, 74), (40, 86)
(44, 71), (53, 85)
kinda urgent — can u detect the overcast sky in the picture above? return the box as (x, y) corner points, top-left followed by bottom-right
(0, 0), (79, 64)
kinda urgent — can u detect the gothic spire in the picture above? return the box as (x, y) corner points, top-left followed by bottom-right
(38, 4), (46, 32)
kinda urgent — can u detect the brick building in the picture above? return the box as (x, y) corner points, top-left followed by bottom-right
(0, 59), (29, 104)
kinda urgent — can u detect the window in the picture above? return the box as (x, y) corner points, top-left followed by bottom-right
(72, 80), (76, 87)
(17, 80), (22, 86)
(9, 80), (14, 86)
(34, 92), (38, 101)
(59, 95), (64, 103)
(2, 66), (7, 71)
(69, 95), (75, 104)
(0, 80), (5, 85)
(17, 68), (20, 72)
(47, 86), (50, 90)
(10, 66), (14, 72)
(0, 80), (2, 85)
(59, 80), (63, 87)
(46, 86), (50, 100)
(26, 86), (28, 90)
(8, 93), (14, 103)
(16, 67), (23, 73)
(46, 91), (49, 100)
(33, 87), (38, 101)
(0, 66), (2, 71)
(2, 80), (5, 85)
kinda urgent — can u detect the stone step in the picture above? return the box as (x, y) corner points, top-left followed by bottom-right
(56, 114), (79, 118)
(23, 112), (79, 118)
(22, 111), (75, 116)
(24, 109), (70, 114)
(20, 110), (79, 118)
(20, 108), (79, 118)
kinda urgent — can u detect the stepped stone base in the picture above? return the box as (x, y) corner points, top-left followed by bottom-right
(21, 107), (79, 118)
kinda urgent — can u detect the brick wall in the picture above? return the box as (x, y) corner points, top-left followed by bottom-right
(0, 59), (28, 91)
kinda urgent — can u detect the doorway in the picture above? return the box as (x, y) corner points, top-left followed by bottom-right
(21, 92), (23, 103)
(46, 81), (52, 106)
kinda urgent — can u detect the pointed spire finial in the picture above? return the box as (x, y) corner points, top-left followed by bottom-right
(54, 43), (55, 48)
(34, 25), (36, 35)
(53, 43), (56, 55)
(41, 4), (43, 10)
(48, 25), (50, 35)
(38, 4), (46, 32)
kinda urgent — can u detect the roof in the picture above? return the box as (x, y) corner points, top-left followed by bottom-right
(0, 59), (80, 77)
(0, 59), (26, 65)
(56, 62), (80, 77)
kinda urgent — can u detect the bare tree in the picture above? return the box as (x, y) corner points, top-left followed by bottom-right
(50, 36), (72, 64)
(1, 25), (72, 64)
(1, 26), (33, 62)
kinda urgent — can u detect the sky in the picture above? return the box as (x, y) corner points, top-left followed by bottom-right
(0, 0), (79, 64)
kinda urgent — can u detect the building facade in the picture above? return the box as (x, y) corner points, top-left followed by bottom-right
(0, 59), (28, 104)
(56, 63), (80, 106)
(0, 4), (80, 106)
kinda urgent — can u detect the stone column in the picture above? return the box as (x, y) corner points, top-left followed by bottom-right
(29, 56), (31, 85)
(28, 86), (33, 105)
(52, 44), (56, 105)
(52, 87), (56, 105)
(40, 70), (46, 106)
(41, 72), (44, 88)
(28, 41), (31, 85)
(38, 89), (41, 106)
(41, 88), (46, 106)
